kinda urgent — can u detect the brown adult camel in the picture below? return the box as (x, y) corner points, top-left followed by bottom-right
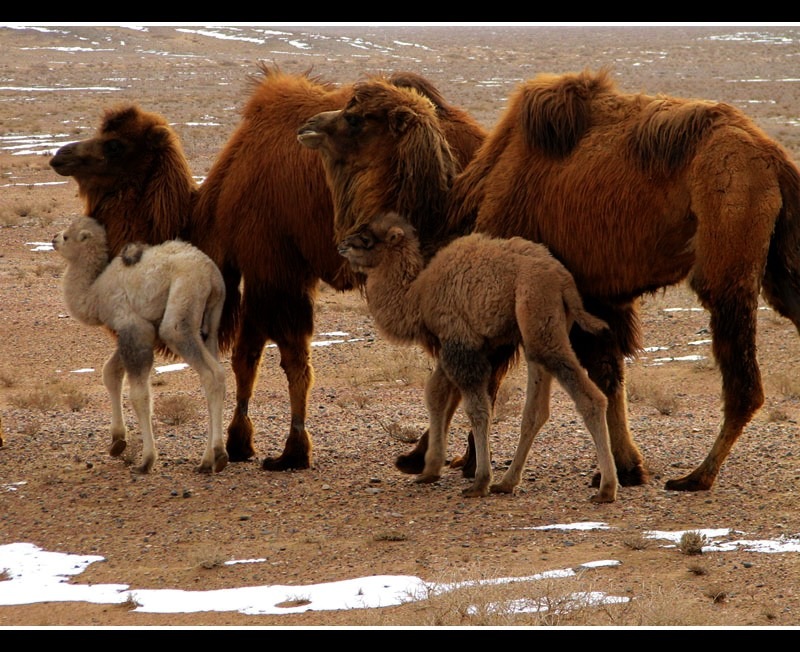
(297, 67), (800, 492)
(50, 63), (486, 472)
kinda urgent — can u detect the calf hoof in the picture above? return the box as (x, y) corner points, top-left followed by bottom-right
(489, 481), (515, 494)
(414, 473), (441, 485)
(462, 483), (490, 498)
(590, 490), (617, 503)
(213, 451), (229, 473)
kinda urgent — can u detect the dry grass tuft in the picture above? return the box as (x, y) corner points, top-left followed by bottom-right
(678, 531), (706, 555)
(157, 394), (198, 425)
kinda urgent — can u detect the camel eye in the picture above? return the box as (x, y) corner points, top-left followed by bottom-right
(103, 139), (125, 158)
(344, 113), (363, 129)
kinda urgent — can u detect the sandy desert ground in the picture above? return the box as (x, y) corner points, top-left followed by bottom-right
(2, 24), (800, 628)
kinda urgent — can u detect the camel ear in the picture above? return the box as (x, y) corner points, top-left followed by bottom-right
(148, 124), (173, 148)
(78, 229), (93, 242)
(386, 226), (405, 245)
(388, 106), (416, 135)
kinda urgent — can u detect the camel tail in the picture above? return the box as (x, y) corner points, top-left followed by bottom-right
(216, 263), (242, 354)
(762, 155), (800, 329)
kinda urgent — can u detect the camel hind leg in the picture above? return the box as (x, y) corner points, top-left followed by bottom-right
(666, 290), (763, 490)
(490, 363), (552, 494)
(666, 141), (777, 490)
(260, 289), (315, 471)
(160, 299), (228, 474)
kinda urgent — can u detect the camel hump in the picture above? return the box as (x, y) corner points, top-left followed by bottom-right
(519, 67), (615, 158)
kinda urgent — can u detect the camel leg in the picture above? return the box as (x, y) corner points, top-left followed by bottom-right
(396, 382), (460, 475)
(436, 343), (493, 497)
(225, 311), (266, 462)
(415, 364), (455, 484)
(491, 364), (552, 494)
(570, 306), (650, 487)
(665, 295), (763, 491)
(666, 146), (776, 490)
(261, 290), (316, 471)
(102, 349), (128, 457)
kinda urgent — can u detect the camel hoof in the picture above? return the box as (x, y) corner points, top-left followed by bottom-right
(395, 431), (428, 475)
(109, 439), (127, 457)
(395, 451), (426, 475)
(489, 482), (515, 494)
(592, 463), (649, 488)
(262, 453), (311, 472)
(225, 439), (255, 462)
(664, 473), (713, 492)
(225, 414), (256, 462)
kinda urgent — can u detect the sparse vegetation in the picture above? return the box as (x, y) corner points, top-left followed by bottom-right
(157, 394), (198, 426)
(679, 531), (707, 555)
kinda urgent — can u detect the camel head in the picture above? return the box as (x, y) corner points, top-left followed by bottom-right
(50, 104), (184, 192)
(48, 104), (196, 254)
(297, 78), (458, 252)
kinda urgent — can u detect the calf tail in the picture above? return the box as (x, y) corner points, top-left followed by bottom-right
(564, 284), (609, 336)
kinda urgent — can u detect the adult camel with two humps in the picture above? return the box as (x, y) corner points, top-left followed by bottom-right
(297, 66), (800, 492)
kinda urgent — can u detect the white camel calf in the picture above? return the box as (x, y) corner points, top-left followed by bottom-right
(53, 216), (228, 474)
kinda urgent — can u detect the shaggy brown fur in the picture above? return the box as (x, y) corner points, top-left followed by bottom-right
(298, 67), (800, 492)
(53, 216), (228, 475)
(338, 212), (618, 502)
(50, 64), (486, 473)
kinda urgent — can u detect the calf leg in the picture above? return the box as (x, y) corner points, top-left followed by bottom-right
(398, 344), (514, 477)
(415, 364), (455, 484)
(545, 349), (617, 503)
(164, 329), (228, 474)
(117, 326), (157, 473)
(102, 349), (127, 457)
(491, 364), (552, 494)
(437, 343), (494, 497)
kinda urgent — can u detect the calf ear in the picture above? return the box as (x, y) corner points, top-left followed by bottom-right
(386, 226), (405, 245)
(78, 229), (93, 242)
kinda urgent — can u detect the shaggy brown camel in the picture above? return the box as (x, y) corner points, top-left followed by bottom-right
(49, 64), (486, 473)
(338, 212), (618, 502)
(297, 67), (800, 492)
(53, 216), (228, 475)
